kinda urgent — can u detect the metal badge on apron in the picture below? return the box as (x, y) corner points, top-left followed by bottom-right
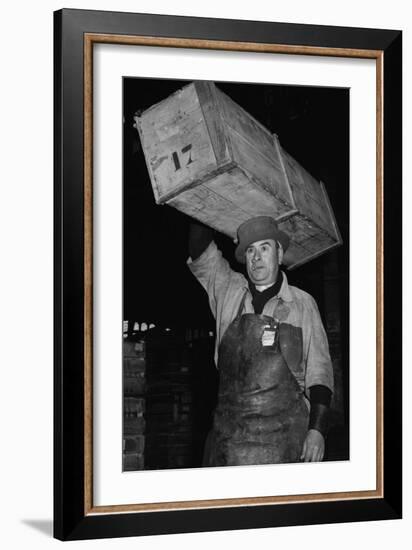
(261, 320), (279, 348)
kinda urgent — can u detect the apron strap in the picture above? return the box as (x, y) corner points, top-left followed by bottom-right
(235, 290), (248, 319)
(270, 296), (280, 321)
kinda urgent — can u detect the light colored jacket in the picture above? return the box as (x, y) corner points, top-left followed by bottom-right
(188, 241), (334, 397)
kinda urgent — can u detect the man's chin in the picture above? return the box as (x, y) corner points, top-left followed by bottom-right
(249, 275), (267, 285)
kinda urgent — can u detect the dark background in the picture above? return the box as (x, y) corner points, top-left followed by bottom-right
(123, 77), (349, 469)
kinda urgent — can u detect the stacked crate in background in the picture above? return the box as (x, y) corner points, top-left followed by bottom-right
(123, 340), (146, 471)
(144, 329), (196, 470)
(122, 326), (218, 470)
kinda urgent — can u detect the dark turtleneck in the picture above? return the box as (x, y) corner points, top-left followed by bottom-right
(248, 271), (283, 314)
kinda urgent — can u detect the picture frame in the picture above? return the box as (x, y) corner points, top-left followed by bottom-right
(54, 8), (402, 541)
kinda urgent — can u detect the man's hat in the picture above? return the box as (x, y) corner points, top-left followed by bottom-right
(235, 216), (290, 264)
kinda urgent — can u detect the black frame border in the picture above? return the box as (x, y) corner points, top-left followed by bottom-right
(54, 8), (402, 541)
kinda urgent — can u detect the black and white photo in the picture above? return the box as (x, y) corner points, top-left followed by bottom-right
(122, 78), (349, 471)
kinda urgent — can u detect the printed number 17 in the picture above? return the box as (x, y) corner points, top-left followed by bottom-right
(172, 144), (193, 171)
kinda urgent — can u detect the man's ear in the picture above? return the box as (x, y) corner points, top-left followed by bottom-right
(277, 242), (284, 265)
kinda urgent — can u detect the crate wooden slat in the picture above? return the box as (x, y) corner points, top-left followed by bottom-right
(135, 81), (342, 269)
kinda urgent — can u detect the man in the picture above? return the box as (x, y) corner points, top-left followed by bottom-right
(188, 216), (333, 467)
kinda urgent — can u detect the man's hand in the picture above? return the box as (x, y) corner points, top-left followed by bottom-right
(300, 429), (325, 462)
(189, 223), (214, 261)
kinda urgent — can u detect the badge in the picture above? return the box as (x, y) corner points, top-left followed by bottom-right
(262, 325), (276, 347)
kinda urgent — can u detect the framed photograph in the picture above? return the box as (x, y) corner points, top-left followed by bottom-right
(54, 8), (402, 541)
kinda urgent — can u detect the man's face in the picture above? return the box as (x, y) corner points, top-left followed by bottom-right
(245, 239), (281, 287)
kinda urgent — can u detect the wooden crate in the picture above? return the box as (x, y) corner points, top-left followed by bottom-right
(135, 81), (342, 269)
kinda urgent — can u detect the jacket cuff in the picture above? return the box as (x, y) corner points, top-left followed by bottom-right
(309, 384), (332, 406)
(308, 403), (330, 437)
(308, 385), (332, 436)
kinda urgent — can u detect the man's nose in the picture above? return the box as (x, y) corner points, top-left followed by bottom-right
(252, 249), (261, 261)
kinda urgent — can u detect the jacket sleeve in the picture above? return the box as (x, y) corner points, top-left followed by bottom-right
(187, 241), (238, 319)
(304, 296), (334, 394)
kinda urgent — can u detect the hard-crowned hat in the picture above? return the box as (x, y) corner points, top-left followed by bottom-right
(235, 216), (290, 264)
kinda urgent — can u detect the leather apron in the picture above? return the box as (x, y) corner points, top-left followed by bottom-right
(204, 292), (309, 467)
